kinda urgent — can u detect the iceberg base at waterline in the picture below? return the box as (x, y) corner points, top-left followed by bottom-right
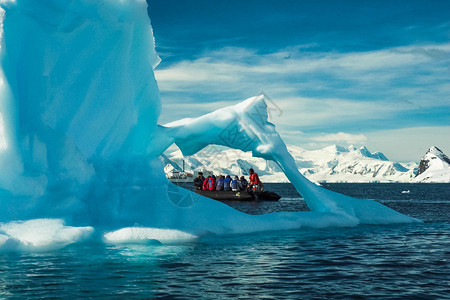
(0, 0), (420, 251)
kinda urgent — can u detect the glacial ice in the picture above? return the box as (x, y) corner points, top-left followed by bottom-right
(0, 0), (419, 251)
(104, 227), (199, 244)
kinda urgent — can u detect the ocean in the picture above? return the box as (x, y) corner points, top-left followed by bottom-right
(1, 183), (449, 299)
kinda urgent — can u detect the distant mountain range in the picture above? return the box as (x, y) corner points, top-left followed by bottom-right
(162, 145), (450, 183)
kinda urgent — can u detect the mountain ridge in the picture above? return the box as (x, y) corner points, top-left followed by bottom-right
(413, 146), (450, 182)
(163, 145), (450, 183)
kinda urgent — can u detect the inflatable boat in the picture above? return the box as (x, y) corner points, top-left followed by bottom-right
(195, 190), (281, 201)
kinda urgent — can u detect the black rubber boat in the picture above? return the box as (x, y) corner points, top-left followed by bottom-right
(195, 190), (281, 201)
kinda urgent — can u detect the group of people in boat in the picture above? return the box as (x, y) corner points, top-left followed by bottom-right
(194, 168), (264, 192)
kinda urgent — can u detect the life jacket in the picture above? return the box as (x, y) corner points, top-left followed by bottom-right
(223, 176), (231, 191)
(231, 179), (238, 190)
(250, 173), (261, 185)
(202, 177), (209, 190)
(207, 177), (215, 191)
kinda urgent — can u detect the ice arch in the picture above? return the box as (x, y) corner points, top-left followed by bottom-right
(159, 95), (418, 225)
(0, 0), (419, 249)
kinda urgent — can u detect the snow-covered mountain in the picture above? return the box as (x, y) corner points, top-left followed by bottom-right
(162, 144), (431, 183)
(413, 146), (450, 182)
(285, 145), (418, 183)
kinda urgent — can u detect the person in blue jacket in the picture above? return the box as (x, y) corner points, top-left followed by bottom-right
(223, 175), (232, 191)
(216, 175), (225, 191)
(231, 175), (241, 192)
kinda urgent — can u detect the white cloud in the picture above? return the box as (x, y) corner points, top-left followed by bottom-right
(280, 130), (304, 135)
(155, 43), (450, 94)
(274, 96), (401, 127)
(364, 126), (450, 162)
(311, 132), (367, 143)
(156, 43), (450, 127)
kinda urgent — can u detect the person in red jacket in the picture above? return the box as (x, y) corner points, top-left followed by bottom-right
(209, 175), (216, 191)
(249, 168), (264, 192)
(203, 175), (216, 191)
(202, 176), (210, 190)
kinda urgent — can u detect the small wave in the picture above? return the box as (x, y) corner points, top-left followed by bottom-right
(379, 199), (449, 204)
(279, 198), (304, 201)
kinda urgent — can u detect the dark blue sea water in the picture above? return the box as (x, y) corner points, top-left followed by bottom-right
(1, 183), (449, 299)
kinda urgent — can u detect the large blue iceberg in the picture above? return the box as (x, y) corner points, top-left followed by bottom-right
(0, 0), (419, 251)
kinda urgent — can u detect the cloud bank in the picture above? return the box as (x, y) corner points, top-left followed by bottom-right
(155, 43), (450, 161)
(312, 132), (367, 143)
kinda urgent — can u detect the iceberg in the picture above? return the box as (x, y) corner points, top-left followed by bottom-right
(0, 0), (419, 250)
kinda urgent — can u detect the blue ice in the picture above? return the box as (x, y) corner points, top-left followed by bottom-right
(0, 0), (420, 251)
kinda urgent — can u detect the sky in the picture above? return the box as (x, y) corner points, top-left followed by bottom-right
(147, 0), (450, 162)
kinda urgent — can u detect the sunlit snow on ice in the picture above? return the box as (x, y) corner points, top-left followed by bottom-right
(104, 227), (198, 245)
(0, 219), (93, 252)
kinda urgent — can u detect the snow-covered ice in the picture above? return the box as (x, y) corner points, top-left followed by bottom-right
(0, 0), (420, 251)
(0, 219), (93, 252)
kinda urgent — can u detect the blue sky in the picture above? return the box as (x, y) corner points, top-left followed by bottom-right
(147, 0), (450, 162)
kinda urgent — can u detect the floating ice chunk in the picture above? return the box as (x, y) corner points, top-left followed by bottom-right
(104, 227), (198, 244)
(0, 219), (93, 251)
